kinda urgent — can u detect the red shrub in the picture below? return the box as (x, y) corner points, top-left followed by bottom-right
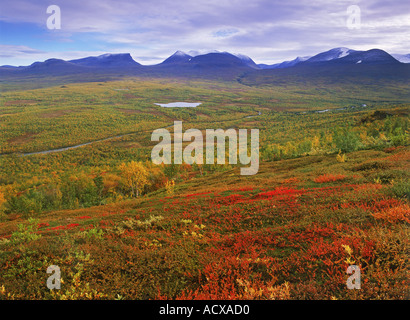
(314, 174), (346, 183)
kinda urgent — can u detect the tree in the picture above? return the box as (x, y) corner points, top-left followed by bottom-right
(333, 128), (360, 153)
(0, 190), (6, 212)
(165, 179), (175, 196)
(119, 161), (148, 197)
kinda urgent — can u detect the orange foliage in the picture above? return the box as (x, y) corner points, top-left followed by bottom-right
(372, 204), (410, 223)
(314, 174), (346, 183)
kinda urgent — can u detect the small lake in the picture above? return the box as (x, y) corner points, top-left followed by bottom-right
(154, 102), (202, 108)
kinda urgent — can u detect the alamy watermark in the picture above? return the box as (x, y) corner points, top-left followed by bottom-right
(46, 265), (61, 290)
(47, 5), (61, 30)
(346, 265), (361, 289)
(151, 121), (259, 175)
(346, 5), (361, 30)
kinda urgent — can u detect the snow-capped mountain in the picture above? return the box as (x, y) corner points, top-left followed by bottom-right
(160, 50), (259, 68)
(333, 49), (400, 65)
(305, 47), (356, 63)
(258, 48), (402, 69)
(160, 51), (192, 64)
(69, 53), (140, 67)
(300, 48), (401, 66)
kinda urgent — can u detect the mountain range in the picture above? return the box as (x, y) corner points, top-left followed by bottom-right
(258, 47), (409, 69)
(1, 47), (409, 84)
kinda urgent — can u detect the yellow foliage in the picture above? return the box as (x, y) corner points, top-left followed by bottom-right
(103, 173), (121, 193)
(0, 190), (5, 210)
(336, 150), (346, 162)
(379, 133), (388, 141)
(312, 136), (320, 149)
(342, 244), (356, 264)
(165, 179), (175, 196)
(360, 131), (368, 141)
(50, 271), (106, 300)
(236, 278), (291, 300)
(119, 161), (148, 197)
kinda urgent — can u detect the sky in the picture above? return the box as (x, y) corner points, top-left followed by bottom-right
(0, 0), (409, 66)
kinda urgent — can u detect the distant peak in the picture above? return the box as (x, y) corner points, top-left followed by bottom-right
(160, 51), (192, 64)
(173, 50), (190, 56)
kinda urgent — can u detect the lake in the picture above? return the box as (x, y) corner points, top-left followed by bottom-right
(154, 102), (202, 108)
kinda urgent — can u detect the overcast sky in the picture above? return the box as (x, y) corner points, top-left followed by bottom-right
(0, 0), (409, 66)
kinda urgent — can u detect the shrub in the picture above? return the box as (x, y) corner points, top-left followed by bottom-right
(10, 218), (42, 244)
(165, 179), (175, 196)
(314, 174), (346, 183)
(388, 179), (410, 200)
(372, 203), (410, 223)
(336, 150), (346, 163)
(84, 227), (104, 240)
(333, 128), (360, 153)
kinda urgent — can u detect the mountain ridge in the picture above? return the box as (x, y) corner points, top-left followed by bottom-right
(68, 53), (140, 67)
(2, 47), (407, 69)
(1, 48), (408, 84)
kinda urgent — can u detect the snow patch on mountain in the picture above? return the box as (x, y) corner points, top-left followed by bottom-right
(338, 47), (350, 58)
(296, 56), (311, 62)
(232, 53), (253, 61)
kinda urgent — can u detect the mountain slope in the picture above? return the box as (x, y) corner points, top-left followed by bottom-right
(69, 53), (140, 67)
(305, 47), (356, 63)
(22, 58), (91, 75)
(258, 56), (311, 69)
(232, 53), (260, 69)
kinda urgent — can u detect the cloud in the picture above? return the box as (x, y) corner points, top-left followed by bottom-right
(0, 45), (45, 58)
(0, 0), (409, 65)
(212, 28), (241, 38)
